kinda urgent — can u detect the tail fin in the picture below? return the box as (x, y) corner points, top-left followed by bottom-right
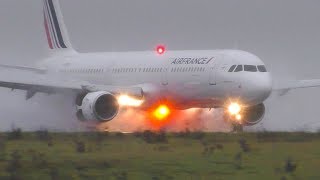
(43, 0), (75, 54)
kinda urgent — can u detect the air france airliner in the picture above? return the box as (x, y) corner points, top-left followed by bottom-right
(1, 0), (319, 131)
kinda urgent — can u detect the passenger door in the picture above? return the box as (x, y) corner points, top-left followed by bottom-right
(209, 54), (223, 85)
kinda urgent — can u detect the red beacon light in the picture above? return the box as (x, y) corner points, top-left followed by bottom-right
(156, 45), (166, 55)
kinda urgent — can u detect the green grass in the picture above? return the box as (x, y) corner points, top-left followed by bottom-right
(0, 131), (319, 180)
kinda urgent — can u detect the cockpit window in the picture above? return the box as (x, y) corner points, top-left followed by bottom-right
(228, 65), (236, 72)
(257, 65), (267, 72)
(244, 65), (257, 72)
(234, 65), (243, 72)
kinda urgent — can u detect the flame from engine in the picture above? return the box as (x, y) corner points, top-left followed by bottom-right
(117, 95), (144, 107)
(153, 105), (170, 120)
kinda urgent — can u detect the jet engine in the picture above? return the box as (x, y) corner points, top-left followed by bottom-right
(225, 103), (265, 126)
(241, 103), (265, 126)
(76, 91), (119, 122)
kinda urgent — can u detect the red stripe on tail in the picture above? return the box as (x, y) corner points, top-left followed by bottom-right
(44, 12), (53, 49)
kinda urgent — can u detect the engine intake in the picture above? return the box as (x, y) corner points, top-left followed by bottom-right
(242, 103), (265, 126)
(76, 91), (119, 122)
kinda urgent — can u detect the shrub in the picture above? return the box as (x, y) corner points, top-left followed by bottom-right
(75, 141), (86, 153)
(31, 152), (48, 168)
(238, 138), (250, 153)
(47, 139), (54, 147)
(215, 144), (224, 150)
(115, 132), (124, 137)
(190, 131), (205, 140)
(112, 171), (128, 180)
(49, 168), (59, 180)
(36, 129), (51, 141)
(284, 158), (297, 174)
(234, 152), (242, 169)
(6, 151), (22, 173)
(202, 145), (215, 156)
(0, 138), (6, 160)
(142, 130), (167, 144)
(7, 128), (22, 140)
(175, 129), (191, 138)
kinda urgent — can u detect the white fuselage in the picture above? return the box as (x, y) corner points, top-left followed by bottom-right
(41, 49), (272, 109)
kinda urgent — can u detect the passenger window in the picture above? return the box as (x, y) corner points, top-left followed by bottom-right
(228, 65), (236, 72)
(244, 65), (257, 72)
(257, 65), (267, 72)
(234, 65), (243, 72)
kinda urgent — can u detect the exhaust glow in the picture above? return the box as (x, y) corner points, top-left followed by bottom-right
(153, 105), (170, 120)
(117, 95), (144, 107)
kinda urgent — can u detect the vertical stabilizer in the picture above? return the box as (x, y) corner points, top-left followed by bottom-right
(43, 0), (76, 54)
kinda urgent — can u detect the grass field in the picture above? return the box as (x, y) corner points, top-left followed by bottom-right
(0, 130), (319, 180)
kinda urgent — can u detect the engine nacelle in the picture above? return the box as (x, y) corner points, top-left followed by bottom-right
(76, 91), (119, 122)
(242, 103), (265, 126)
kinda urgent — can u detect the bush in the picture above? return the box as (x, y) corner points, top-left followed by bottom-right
(234, 152), (242, 169)
(93, 131), (109, 142)
(284, 158), (297, 174)
(112, 171), (128, 180)
(31, 152), (48, 168)
(202, 146), (215, 156)
(115, 132), (124, 137)
(142, 130), (167, 144)
(175, 129), (191, 138)
(49, 168), (59, 180)
(215, 144), (224, 150)
(36, 129), (51, 141)
(6, 151), (22, 173)
(190, 131), (206, 140)
(75, 141), (86, 153)
(7, 128), (22, 140)
(238, 138), (250, 153)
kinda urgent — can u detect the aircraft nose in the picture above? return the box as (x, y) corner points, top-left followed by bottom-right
(253, 73), (272, 102)
(259, 74), (272, 98)
(243, 73), (272, 105)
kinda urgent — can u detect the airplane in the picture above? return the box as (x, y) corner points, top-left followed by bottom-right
(1, 0), (320, 131)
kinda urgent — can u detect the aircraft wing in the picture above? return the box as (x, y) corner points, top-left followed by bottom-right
(0, 76), (143, 99)
(0, 64), (47, 74)
(273, 79), (320, 96)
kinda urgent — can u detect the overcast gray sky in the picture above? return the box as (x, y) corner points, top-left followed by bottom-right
(0, 0), (320, 131)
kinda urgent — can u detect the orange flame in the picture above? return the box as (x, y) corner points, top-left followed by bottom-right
(153, 105), (171, 120)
